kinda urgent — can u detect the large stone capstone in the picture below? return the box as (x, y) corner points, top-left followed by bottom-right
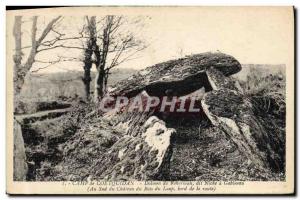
(110, 52), (241, 98)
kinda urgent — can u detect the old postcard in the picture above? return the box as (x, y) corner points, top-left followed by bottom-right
(6, 6), (294, 195)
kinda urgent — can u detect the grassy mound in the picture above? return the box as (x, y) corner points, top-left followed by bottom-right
(239, 67), (286, 173)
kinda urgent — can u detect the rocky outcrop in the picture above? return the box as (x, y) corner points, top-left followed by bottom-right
(24, 52), (284, 181)
(16, 100), (71, 114)
(92, 116), (175, 180)
(110, 52), (241, 97)
(102, 91), (156, 137)
(13, 119), (28, 181)
(206, 67), (244, 92)
(51, 115), (175, 181)
(202, 72), (284, 173)
(15, 108), (71, 124)
(202, 90), (266, 169)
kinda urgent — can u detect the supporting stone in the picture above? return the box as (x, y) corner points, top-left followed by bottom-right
(13, 119), (28, 181)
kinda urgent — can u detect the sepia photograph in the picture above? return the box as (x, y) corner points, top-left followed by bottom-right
(6, 6), (294, 195)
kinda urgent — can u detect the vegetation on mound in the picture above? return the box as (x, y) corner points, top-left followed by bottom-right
(239, 67), (286, 173)
(24, 102), (94, 181)
(166, 112), (284, 181)
(240, 67), (285, 117)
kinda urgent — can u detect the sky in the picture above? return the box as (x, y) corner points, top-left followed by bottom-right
(7, 7), (294, 73)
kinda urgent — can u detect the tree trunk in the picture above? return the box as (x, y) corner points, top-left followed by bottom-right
(13, 16), (28, 181)
(13, 16), (23, 111)
(104, 71), (109, 93)
(82, 16), (98, 101)
(82, 68), (92, 100)
(14, 16), (38, 112)
(94, 67), (105, 102)
(13, 16), (23, 95)
(94, 17), (111, 102)
(82, 44), (93, 100)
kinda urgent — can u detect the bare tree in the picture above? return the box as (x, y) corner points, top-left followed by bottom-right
(92, 15), (146, 102)
(13, 15), (62, 111)
(19, 15), (147, 102)
(81, 16), (97, 100)
(13, 15), (62, 181)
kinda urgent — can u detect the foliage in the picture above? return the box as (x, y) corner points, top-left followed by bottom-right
(238, 67), (286, 173)
(239, 67), (285, 118)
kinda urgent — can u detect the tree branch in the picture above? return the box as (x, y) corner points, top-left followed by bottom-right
(31, 55), (83, 73)
(36, 16), (62, 45)
(37, 44), (85, 52)
(24, 16), (38, 69)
